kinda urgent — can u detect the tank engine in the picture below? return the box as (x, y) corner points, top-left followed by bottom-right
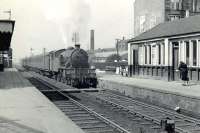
(22, 44), (97, 88)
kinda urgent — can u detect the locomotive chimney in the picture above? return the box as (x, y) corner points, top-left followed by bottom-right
(75, 44), (80, 49)
(90, 30), (95, 51)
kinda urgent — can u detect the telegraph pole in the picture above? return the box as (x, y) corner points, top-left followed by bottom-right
(43, 48), (46, 68)
(30, 48), (33, 64)
(115, 39), (121, 62)
(3, 9), (11, 20)
(30, 48), (33, 56)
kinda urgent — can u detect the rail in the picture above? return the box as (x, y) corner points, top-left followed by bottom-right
(85, 90), (200, 133)
(33, 76), (130, 133)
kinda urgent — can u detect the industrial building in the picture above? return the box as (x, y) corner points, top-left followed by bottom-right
(87, 30), (128, 70)
(134, 0), (200, 36)
(128, 15), (200, 81)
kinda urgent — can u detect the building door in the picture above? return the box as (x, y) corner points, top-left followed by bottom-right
(172, 43), (179, 81)
(0, 52), (4, 71)
(132, 50), (138, 75)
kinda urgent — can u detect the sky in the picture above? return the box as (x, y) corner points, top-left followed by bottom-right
(1, 0), (134, 63)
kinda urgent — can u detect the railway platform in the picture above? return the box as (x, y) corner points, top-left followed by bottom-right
(98, 74), (200, 116)
(0, 68), (84, 133)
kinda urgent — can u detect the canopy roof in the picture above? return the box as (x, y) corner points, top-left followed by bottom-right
(0, 20), (15, 51)
(129, 15), (200, 43)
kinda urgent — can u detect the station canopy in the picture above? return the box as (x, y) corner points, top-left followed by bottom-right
(0, 20), (15, 51)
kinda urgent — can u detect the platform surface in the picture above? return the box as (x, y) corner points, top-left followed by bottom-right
(0, 68), (84, 133)
(99, 74), (200, 99)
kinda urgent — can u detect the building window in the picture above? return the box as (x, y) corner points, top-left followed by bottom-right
(193, 40), (197, 66)
(152, 45), (156, 65)
(145, 46), (147, 64)
(163, 44), (165, 65)
(169, 15), (181, 21)
(170, 0), (180, 10)
(186, 41), (190, 65)
(149, 45), (151, 64)
(158, 45), (161, 65)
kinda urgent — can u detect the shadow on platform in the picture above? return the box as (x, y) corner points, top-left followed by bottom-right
(0, 116), (44, 133)
(0, 70), (33, 89)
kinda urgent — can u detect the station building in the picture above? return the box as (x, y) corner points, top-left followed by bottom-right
(128, 15), (200, 81)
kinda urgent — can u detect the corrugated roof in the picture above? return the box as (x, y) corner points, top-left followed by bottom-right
(129, 15), (200, 43)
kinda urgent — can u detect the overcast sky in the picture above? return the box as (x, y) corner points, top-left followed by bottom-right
(1, 0), (134, 63)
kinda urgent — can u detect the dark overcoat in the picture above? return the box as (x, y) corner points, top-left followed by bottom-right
(178, 63), (188, 81)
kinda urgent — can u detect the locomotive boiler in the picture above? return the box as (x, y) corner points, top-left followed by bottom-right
(22, 44), (97, 88)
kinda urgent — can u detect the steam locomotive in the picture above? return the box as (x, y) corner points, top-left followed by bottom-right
(22, 44), (97, 88)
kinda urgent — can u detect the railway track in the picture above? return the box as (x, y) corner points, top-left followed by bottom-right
(27, 72), (200, 133)
(29, 77), (130, 133)
(83, 90), (200, 133)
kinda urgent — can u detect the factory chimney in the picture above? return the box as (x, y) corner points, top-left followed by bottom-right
(90, 30), (95, 51)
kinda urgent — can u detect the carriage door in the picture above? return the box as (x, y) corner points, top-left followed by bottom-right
(132, 50), (138, 75)
(172, 42), (179, 81)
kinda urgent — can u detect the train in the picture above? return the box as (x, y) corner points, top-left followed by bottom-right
(22, 44), (98, 88)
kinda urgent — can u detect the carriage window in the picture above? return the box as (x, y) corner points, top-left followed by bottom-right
(193, 41), (197, 66)
(186, 41), (190, 65)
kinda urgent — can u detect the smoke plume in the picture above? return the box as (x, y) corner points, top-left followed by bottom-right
(41, 0), (91, 47)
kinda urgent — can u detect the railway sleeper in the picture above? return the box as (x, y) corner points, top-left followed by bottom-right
(76, 120), (102, 125)
(54, 101), (73, 104)
(67, 114), (91, 118)
(77, 122), (107, 128)
(85, 128), (115, 133)
(188, 127), (200, 132)
(140, 122), (155, 126)
(150, 125), (161, 129)
(56, 102), (78, 106)
(129, 118), (142, 122)
(62, 108), (83, 112)
(70, 117), (96, 121)
(64, 111), (88, 115)
(56, 105), (79, 108)
(176, 123), (195, 127)
(80, 124), (110, 130)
